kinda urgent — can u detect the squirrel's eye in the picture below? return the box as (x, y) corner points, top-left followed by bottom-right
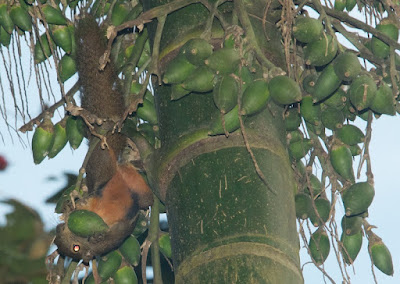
(72, 244), (80, 252)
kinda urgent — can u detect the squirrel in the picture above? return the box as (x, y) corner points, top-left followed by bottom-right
(54, 15), (153, 262)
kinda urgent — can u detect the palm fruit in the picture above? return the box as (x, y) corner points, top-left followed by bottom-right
(288, 139), (313, 160)
(323, 88), (347, 109)
(348, 75), (377, 111)
(292, 17), (323, 43)
(204, 47), (240, 74)
(346, 0), (357, 11)
(341, 215), (363, 236)
(159, 233), (172, 258)
(213, 75), (238, 114)
(321, 106), (344, 130)
(309, 228), (330, 265)
(68, 24), (76, 56)
(333, 52), (361, 81)
(51, 25), (72, 53)
(170, 84), (191, 100)
(284, 108), (301, 131)
(41, 4), (67, 25)
(132, 212), (148, 237)
(0, 3), (14, 34)
(342, 182), (374, 216)
(136, 98), (158, 125)
(32, 116), (54, 164)
(137, 123), (157, 146)
(349, 144), (362, 156)
(334, 0), (346, 11)
(208, 105), (240, 135)
(119, 235), (141, 266)
(34, 34), (54, 64)
(66, 116), (84, 149)
(269, 75), (302, 105)
(114, 266), (138, 284)
(67, 210), (108, 237)
(369, 239), (394, 276)
(111, 2), (130, 26)
(181, 38), (213, 66)
(238, 66), (254, 92)
(92, 0), (111, 18)
(300, 95), (321, 126)
(181, 66), (215, 93)
(9, 4), (31, 32)
(341, 230), (363, 264)
(55, 184), (78, 214)
(335, 124), (364, 145)
(295, 193), (312, 219)
(0, 25), (11, 46)
(309, 198), (331, 226)
(48, 118), (68, 158)
(371, 18), (399, 59)
(302, 73), (318, 94)
(313, 64), (342, 103)
(306, 121), (325, 136)
(330, 143), (354, 182)
(163, 54), (196, 84)
(98, 250), (122, 280)
(370, 82), (396, 115)
(305, 174), (323, 197)
(287, 129), (303, 143)
(241, 80), (270, 115)
(59, 54), (77, 83)
(304, 34), (338, 67)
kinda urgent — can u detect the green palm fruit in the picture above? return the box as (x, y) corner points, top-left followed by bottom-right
(55, 184), (77, 213)
(181, 38), (213, 66)
(48, 118), (68, 158)
(136, 98), (158, 125)
(34, 33), (54, 64)
(59, 54), (76, 83)
(349, 144), (362, 156)
(309, 198), (331, 226)
(114, 266), (138, 284)
(159, 233), (172, 258)
(369, 239), (394, 276)
(163, 54), (196, 84)
(333, 52), (361, 81)
(138, 123), (157, 146)
(208, 105), (241, 135)
(132, 212), (148, 237)
(334, 0), (346, 11)
(66, 116), (84, 149)
(302, 73), (318, 94)
(341, 230), (363, 264)
(32, 116), (54, 164)
(322, 88), (347, 109)
(321, 106), (345, 130)
(343, 99), (357, 121)
(289, 139), (313, 160)
(67, 210), (108, 237)
(238, 66), (254, 92)
(357, 109), (371, 121)
(204, 47), (240, 74)
(269, 75), (302, 105)
(130, 82), (154, 104)
(9, 4), (31, 32)
(0, 25), (11, 46)
(51, 25), (72, 53)
(287, 129), (304, 143)
(295, 160), (306, 176)
(292, 17), (323, 43)
(295, 193), (312, 219)
(181, 66), (215, 93)
(305, 121), (325, 136)
(335, 124), (364, 145)
(309, 228), (330, 265)
(170, 83), (191, 100)
(313, 64), (342, 102)
(41, 4), (67, 25)
(213, 75), (238, 114)
(111, 2), (130, 26)
(241, 80), (270, 115)
(371, 18), (399, 59)
(330, 143), (354, 182)
(119, 235), (141, 266)
(98, 250), (122, 280)
(346, 0), (357, 11)
(341, 215), (363, 236)
(284, 108), (301, 131)
(304, 34), (338, 67)
(342, 182), (374, 216)
(305, 174), (323, 197)
(300, 95), (321, 125)
(349, 75), (377, 111)
(92, 0), (111, 18)
(0, 3), (14, 34)
(370, 82), (396, 115)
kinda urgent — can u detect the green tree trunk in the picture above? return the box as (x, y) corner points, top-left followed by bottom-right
(144, 1), (303, 283)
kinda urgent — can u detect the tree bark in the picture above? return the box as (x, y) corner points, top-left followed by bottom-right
(144, 1), (303, 283)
